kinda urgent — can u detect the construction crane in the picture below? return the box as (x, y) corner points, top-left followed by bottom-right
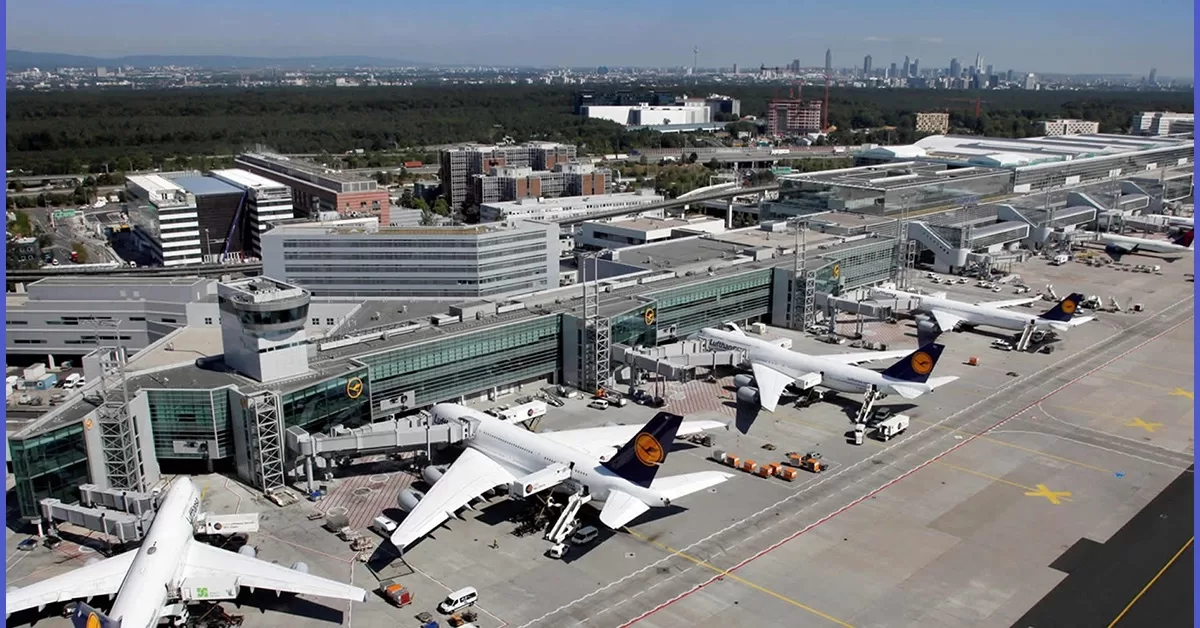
(946, 96), (990, 118)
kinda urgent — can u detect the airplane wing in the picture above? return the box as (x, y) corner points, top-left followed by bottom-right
(751, 361), (796, 413)
(389, 447), (517, 552)
(814, 348), (913, 365)
(974, 297), (1040, 309)
(540, 420), (727, 459)
(181, 541), (367, 602)
(930, 309), (965, 332)
(5, 549), (137, 616)
(651, 471), (735, 502)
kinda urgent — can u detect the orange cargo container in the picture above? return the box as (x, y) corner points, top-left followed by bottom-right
(778, 468), (799, 482)
(756, 465), (773, 478)
(741, 460), (758, 473)
(726, 455), (741, 469)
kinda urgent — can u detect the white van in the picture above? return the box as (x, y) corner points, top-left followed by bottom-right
(437, 587), (478, 614)
(370, 515), (398, 536)
(569, 525), (599, 546)
(63, 373), (83, 389)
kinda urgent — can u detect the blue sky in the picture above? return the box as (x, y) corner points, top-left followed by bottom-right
(5, 0), (1195, 76)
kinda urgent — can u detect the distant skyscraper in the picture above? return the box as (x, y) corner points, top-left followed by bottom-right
(949, 57), (961, 78)
(889, 62), (898, 78)
(902, 55), (911, 77)
(1149, 68), (1158, 84)
(863, 55), (872, 76)
(824, 49), (833, 76)
(974, 53), (983, 75)
(1006, 69), (1014, 82)
(911, 58), (920, 76)
(985, 64), (994, 78)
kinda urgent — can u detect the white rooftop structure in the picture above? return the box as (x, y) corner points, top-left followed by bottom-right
(126, 174), (190, 206)
(209, 168), (289, 191)
(480, 190), (664, 223)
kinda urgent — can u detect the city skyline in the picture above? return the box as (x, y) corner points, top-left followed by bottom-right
(4, 0), (1194, 76)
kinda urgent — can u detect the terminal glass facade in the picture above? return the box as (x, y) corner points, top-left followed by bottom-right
(281, 367), (371, 432)
(1012, 147), (1193, 192)
(359, 316), (560, 413)
(818, 239), (901, 292)
(610, 304), (658, 347)
(147, 389), (233, 460)
(650, 269), (773, 335)
(10, 421), (90, 518)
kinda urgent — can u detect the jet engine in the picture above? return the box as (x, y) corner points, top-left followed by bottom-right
(915, 318), (940, 336)
(736, 386), (760, 404)
(237, 545), (257, 559)
(422, 465), (446, 485)
(733, 374), (756, 389)
(397, 488), (425, 513)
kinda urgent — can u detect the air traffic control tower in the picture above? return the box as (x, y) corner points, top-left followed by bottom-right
(218, 277), (312, 383)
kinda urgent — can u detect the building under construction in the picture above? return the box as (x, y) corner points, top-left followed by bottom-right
(767, 87), (824, 137)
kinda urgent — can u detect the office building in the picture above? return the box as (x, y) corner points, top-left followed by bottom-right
(1148, 68), (1158, 85)
(208, 169), (294, 257)
(235, 152), (390, 225)
(439, 142), (578, 208)
(911, 58), (920, 76)
(1039, 119), (1101, 136)
(7, 236), (41, 269)
(915, 112), (951, 135)
(122, 173), (251, 267)
(581, 102), (712, 127)
(1131, 111), (1194, 136)
(1023, 73), (1038, 90)
(949, 58), (961, 79)
(479, 190), (664, 223)
(889, 62), (898, 79)
(260, 217), (559, 299)
(902, 56), (911, 78)
(577, 216), (726, 249)
(471, 163), (609, 206)
(862, 55), (872, 76)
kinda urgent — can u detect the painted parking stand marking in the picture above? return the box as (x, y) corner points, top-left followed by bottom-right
(1125, 418), (1162, 433)
(1168, 387), (1193, 400)
(1024, 484), (1073, 505)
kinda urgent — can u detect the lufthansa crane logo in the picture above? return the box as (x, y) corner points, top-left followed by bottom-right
(831, 264), (841, 279)
(633, 432), (665, 467)
(1061, 299), (1077, 314)
(910, 351), (934, 375)
(85, 613), (102, 628)
(346, 377), (364, 399)
(84, 418), (94, 430)
(643, 308), (656, 326)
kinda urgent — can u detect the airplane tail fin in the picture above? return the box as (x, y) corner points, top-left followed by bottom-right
(880, 343), (945, 384)
(601, 412), (683, 488)
(1171, 228), (1194, 249)
(71, 602), (122, 628)
(1038, 293), (1085, 323)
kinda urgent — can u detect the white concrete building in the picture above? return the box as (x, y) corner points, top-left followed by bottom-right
(578, 216), (726, 249)
(1131, 112), (1195, 136)
(261, 217), (559, 299)
(1039, 119), (1100, 136)
(582, 103), (712, 127)
(217, 276), (311, 384)
(209, 169), (295, 257)
(124, 174), (202, 266)
(479, 190), (664, 222)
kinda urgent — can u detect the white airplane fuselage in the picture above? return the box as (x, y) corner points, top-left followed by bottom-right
(902, 294), (1046, 332)
(1099, 232), (1193, 254)
(697, 328), (933, 397)
(108, 477), (203, 628)
(433, 405), (669, 507)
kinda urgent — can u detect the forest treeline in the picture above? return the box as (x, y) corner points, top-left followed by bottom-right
(6, 84), (1193, 175)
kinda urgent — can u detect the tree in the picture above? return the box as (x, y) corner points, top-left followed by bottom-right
(399, 188), (414, 208)
(420, 209), (437, 226)
(432, 198), (450, 216)
(688, 152), (699, 164)
(412, 198), (430, 212)
(705, 157), (721, 170)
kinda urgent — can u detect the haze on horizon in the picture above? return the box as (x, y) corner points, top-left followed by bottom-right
(5, 0), (1195, 77)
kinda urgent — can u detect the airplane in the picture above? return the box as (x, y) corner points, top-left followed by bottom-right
(389, 404), (732, 553)
(1167, 216), (1193, 228)
(694, 325), (958, 412)
(871, 287), (1093, 340)
(6, 477), (367, 627)
(1097, 228), (1193, 261)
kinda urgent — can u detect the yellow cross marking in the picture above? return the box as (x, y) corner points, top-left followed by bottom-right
(1169, 388), (1194, 400)
(1024, 484), (1072, 505)
(1125, 418), (1163, 433)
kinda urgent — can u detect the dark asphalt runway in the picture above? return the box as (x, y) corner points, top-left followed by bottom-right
(1011, 465), (1194, 628)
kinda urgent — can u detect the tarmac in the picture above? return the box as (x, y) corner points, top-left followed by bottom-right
(4, 251), (1194, 628)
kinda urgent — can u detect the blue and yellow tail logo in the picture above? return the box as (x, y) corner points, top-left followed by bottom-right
(1060, 298), (1076, 315)
(910, 351), (934, 376)
(86, 614), (102, 628)
(633, 432), (665, 466)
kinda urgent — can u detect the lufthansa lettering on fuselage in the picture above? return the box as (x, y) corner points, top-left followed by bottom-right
(187, 497), (201, 524)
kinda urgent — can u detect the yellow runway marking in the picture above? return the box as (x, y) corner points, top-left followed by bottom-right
(1125, 418), (1163, 433)
(1106, 537), (1193, 627)
(1022, 484), (1073, 505)
(1091, 372), (1193, 398)
(625, 529), (857, 628)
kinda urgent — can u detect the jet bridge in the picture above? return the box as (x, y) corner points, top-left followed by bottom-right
(285, 414), (474, 492)
(613, 339), (744, 379)
(38, 484), (161, 544)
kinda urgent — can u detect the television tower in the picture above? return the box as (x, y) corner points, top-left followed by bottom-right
(693, 46), (700, 74)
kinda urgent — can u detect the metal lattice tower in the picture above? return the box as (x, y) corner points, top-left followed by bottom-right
(245, 390), (286, 493)
(580, 252), (610, 393)
(93, 321), (146, 492)
(790, 218), (810, 330)
(902, 240), (919, 290)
